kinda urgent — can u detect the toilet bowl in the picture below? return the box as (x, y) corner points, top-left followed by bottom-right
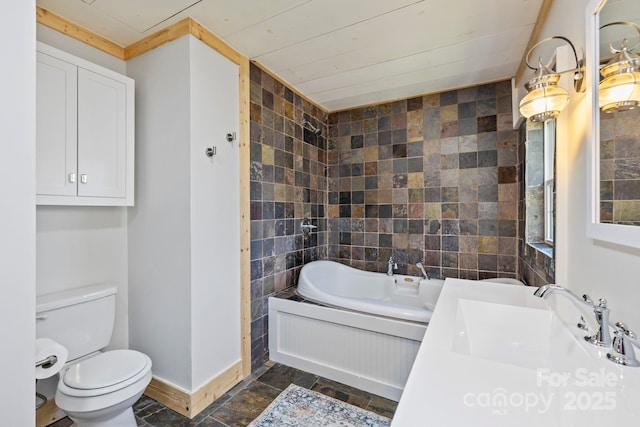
(55, 350), (152, 427)
(36, 284), (153, 427)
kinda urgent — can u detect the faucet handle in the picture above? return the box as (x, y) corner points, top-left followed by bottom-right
(582, 294), (593, 305)
(584, 297), (612, 347)
(607, 322), (640, 367)
(577, 315), (589, 331)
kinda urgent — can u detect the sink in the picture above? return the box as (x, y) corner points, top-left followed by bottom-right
(452, 299), (564, 369)
(392, 278), (640, 426)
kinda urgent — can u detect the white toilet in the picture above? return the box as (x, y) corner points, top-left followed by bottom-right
(36, 284), (152, 427)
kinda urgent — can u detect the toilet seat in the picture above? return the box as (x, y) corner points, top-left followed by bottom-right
(58, 350), (151, 398)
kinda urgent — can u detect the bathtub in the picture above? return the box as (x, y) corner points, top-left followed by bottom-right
(297, 260), (444, 323)
(270, 261), (523, 400)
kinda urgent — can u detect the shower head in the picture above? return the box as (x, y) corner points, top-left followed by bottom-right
(303, 120), (322, 136)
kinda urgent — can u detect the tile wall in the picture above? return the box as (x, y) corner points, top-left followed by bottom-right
(248, 74), (560, 368)
(517, 122), (554, 286)
(600, 108), (640, 224)
(326, 81), (520, 280)
(249, 63), (328, 370)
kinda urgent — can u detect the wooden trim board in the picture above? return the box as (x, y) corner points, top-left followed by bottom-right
(123, 18), (191, 60)
(252, 60), (330, 114)
(144, 377), (191, 417)
(329, 77), (510, 114)
(145, 360), (244, 418)
(36, 362), (245, 423)
(36, 399), (66, 427)
(514, 0), (554, 86)
(190, 360), (244, 416)
(239, 56), (252, 377)
(124, 18), (243, 63)
(190, 20), (242, 65)
(36, 6), (125, 59)
(36, 7), (242, 65)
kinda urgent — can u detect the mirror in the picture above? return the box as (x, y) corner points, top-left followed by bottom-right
(587, 0), (640, 248)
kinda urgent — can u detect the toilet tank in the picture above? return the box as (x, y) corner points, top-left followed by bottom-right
(36, 284), (117, 362)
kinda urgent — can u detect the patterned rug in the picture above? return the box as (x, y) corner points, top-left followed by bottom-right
(248, 384), (392, 427)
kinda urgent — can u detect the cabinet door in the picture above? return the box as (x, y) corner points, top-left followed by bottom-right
(77, 68), (126, 198)
(36, 52), (77, 196)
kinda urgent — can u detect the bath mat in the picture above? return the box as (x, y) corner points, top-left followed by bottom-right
(248, 384), (391, 427)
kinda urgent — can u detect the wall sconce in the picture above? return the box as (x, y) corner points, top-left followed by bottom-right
(599, 21), (640, 113)
(519, 36), (585, 122)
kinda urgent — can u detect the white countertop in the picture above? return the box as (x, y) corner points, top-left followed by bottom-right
(391, 279), (640, 426)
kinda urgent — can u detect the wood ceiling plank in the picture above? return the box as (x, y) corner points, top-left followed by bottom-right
(37, 0), (547, 111)
(258, 0), (540, 80)
(37, 0), (141, 46)
(321, 66), (514, 111)
(294, 30), (529, 95)
(224, 0), (422, 58)
(186, 0), (312, 38)
(93, 0), (200, 33)
(514, 0), (553, 86)
(311, 49), (519, 107)
(322, 71), (510, 111)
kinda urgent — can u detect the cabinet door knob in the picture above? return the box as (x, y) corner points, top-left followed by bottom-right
(68, 173), (76, 183)
(80, 174), (88, 184)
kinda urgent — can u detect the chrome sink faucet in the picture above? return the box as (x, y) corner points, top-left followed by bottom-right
(534, 284), (612, 348)
(387, 257), (398, 276)
(416, 262), (429, 280)
(607, 322), (640, 367)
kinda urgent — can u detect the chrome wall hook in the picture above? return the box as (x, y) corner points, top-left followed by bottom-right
(205, 146), (217, 158)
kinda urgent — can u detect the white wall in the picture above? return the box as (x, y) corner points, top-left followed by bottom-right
(36, 207), (129, 350)
(37, 24), (126, 74)
(189, 36), (241, 389)
(127, 35), (241, 391)
(540, 0), (640, 329)
(127, 36), (193, 390)
(0, 1), (36, 424)
(35, 27), (130, 350)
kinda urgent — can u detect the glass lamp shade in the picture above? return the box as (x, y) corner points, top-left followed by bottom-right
(599, 70), (640, 113)
(519, 83), (570, 122)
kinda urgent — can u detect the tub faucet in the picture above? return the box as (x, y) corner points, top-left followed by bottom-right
(387, 257), (398, 276)
(534, 284), (612, 348)
(416, 262), (430, 280)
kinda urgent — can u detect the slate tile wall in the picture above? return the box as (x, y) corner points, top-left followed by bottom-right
(249, 63), (328, 370)
(326, 81), (520, 280)
(600, 108), (640, 224)
(517, 122), (554, 286)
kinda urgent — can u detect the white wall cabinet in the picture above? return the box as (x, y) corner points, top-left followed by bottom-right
(36, 42), (134, 206)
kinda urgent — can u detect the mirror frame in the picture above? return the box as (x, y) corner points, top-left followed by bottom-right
(586, 0), (640, 248)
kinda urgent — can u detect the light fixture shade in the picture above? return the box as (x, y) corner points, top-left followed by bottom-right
(597, 30), (640, 113)
(519, 83), (570, 122)
(599, 71), (640, 112)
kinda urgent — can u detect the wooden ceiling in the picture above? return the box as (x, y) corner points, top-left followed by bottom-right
(36, 0), (545, 111)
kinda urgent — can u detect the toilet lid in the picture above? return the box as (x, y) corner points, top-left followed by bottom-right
(63, 350), (148, 390)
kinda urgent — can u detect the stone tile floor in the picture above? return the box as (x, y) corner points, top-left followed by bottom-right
(50, 362), (397, 427)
